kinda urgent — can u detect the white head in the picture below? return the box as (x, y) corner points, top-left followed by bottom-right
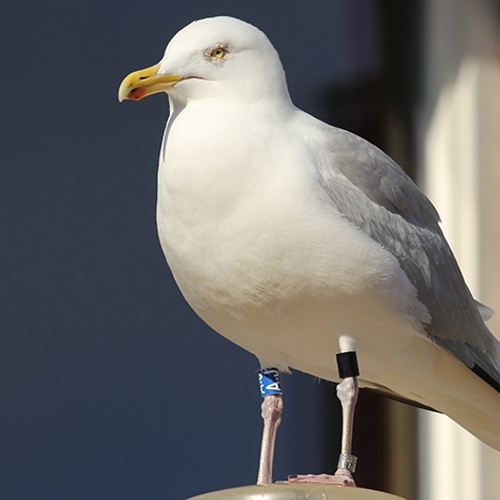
(118, 16), (292, 109)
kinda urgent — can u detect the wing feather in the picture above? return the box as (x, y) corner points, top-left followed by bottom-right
(313, 124), (500, 386)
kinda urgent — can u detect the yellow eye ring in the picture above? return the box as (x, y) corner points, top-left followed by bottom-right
(209, 46), (228, 60)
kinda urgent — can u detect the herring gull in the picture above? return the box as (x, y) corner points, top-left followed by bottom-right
(118, 16), (500, 486)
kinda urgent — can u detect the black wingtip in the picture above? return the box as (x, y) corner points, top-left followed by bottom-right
(471, 364), (500, 394)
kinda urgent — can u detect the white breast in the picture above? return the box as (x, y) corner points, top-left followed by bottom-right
(156, 103), (430, 381)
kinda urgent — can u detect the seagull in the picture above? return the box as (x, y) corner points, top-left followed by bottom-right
(118, 15), (500, 486)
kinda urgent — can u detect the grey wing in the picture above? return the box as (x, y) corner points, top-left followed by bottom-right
(317, 126), (500, 389)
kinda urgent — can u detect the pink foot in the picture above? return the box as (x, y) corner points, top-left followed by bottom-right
(288, 469), (356, 487)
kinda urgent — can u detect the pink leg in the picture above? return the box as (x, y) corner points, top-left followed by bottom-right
(256, 394), (283, 485)
(333, 375), (358, 485)
(288, 376), (359, 487)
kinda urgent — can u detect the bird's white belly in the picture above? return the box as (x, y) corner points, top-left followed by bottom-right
(156, 141), (432, 385)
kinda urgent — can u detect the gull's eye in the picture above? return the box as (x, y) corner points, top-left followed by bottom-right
(209, 46), (228, 60)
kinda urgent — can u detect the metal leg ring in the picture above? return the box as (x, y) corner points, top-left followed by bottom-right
(337, 453), (357, 473)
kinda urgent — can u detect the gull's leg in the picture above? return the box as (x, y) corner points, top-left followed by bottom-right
(256, 368), (284, 485)
(288, 350), (359, 486)
(331, 353), (359, 486)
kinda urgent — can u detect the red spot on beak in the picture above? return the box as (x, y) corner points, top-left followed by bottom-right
(129, 87), (146, 101)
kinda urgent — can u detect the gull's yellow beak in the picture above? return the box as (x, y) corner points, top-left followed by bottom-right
(118, 63), (187, 102)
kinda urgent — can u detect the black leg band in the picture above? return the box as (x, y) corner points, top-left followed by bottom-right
(336, 351), (359, 379)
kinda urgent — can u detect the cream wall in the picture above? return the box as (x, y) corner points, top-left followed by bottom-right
(417, 0), (500, 498)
